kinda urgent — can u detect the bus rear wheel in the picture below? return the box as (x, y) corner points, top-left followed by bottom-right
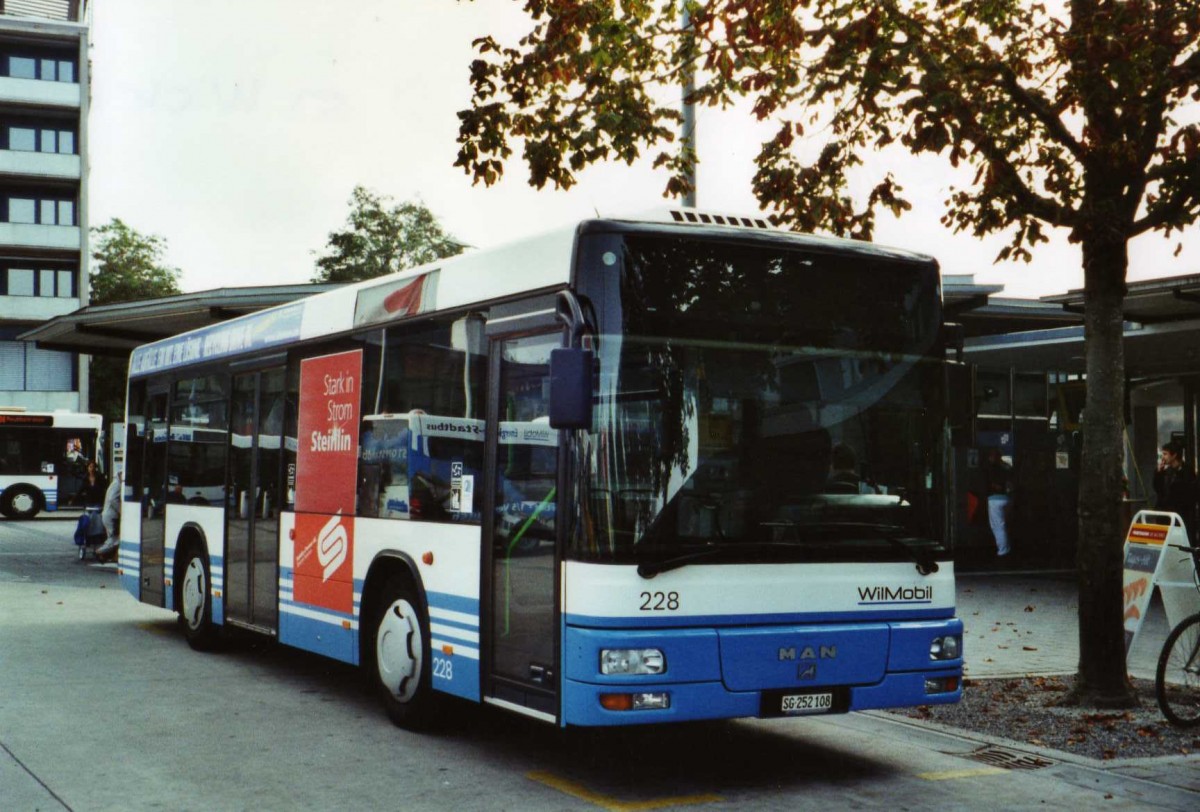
(1, 485), (42, 520)
(178, 546), (220, 651)
(367, 575), (440, 730)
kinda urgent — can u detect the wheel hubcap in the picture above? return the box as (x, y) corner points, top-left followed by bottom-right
(377, 598), (422, 702)
(12, 493), (34, 514)
(182, 558), (207, 630)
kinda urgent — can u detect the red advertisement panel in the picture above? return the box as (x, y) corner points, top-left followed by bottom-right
(294, 511), (354, 613)
(295, 349), (362, 515)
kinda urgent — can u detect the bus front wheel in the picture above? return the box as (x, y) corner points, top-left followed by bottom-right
(367, 575), (440, 730)
(1, 485), (42, 520)
(178, 546), (220, 651)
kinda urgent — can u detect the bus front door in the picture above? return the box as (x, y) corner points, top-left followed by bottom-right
(486, 333), (561, 720)
(226, 367), (285, 633)
(140, 391), (169, 607)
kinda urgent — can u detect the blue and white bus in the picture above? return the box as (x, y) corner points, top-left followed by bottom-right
(117, 209), (963, 729)
(0, 407), (102, 519)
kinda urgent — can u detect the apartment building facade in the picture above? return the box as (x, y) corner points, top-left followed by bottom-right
(0, 0), (88, 410)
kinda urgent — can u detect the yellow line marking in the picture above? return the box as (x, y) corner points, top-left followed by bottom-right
(916, 767), (1007, 781)
(526, 771), (722, 811)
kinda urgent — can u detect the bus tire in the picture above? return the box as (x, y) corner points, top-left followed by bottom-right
(177, 545), (220, 651)
(367, 574), (440, 730)
(1, 485), (42, 520)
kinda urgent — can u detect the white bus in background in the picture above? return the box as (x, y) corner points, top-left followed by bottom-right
(0, 407), (102, 518)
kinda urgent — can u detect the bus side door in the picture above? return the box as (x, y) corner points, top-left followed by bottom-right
(140, 390), (169, 607)
(485, 332), (562, 720)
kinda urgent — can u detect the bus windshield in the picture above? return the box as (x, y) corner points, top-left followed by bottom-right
(575, 232), (946, 565)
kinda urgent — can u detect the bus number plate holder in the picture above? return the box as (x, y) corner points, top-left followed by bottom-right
(780, 692), (834, 715)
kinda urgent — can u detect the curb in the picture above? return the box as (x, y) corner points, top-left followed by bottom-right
(865, 709), (1198, 771)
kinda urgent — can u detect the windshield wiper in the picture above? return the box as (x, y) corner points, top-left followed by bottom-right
(761, 520), (939, 576)
(637, 545), (723, 579)
(809, 521), (940, 576)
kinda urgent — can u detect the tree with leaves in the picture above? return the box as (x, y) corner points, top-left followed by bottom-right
(456, 1), (1200, 707)
(89, 218), (182, 306)
(88, 219), (183, 423)
(312, 187), (465, 283)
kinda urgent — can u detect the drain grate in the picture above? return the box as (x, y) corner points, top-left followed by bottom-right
(966, 745), (1055, 770)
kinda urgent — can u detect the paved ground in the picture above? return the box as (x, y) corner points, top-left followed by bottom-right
(956, 569), (1169, 680)
(952, 567), (1200, 796)
(2, 516), (1197, 808)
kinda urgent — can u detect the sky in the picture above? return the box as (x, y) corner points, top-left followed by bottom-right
(87, 0), (1197, 301)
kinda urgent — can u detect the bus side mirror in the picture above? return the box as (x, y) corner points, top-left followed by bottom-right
(549, 348), (594, 430)
(947, 362), (975, 445)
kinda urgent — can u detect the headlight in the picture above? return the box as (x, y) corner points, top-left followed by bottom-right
(600, 648), (666, 675)
(930, 635), (961, 660)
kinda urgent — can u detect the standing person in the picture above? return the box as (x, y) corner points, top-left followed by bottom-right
(72, 460), (107, 507)
(71, 461), (108, 552)
(1153, 440), (1196, 530)
(96, 471), (122, 561)
(985, 449), (1012, 558)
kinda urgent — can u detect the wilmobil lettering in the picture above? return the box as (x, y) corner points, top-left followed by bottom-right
(857, 585), (933, 603)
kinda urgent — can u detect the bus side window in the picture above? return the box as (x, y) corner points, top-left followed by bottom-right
(361, 316), (487, 524)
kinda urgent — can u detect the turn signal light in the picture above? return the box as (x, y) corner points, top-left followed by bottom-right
(924, 676), (960, 694)
(600, 693), (633, 711)
(599, 692), (670, 711)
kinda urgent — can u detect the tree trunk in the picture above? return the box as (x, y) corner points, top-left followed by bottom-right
(1070, 234), (1137, 707)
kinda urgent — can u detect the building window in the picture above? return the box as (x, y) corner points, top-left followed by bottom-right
(3, 122), (77, 154)
(3, 51), (76, 83)
(8, 197), (35, 223)
(3, 194), (76, 225)
(8, 126), (35, 151)
(7, 56), (36, 79)
(1, 265), (76, 297)
(0, 339), (74, 391)
(6, 267), (34, 295)
(58, 130), (74, 154)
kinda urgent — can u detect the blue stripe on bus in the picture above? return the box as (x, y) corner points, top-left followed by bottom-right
(431, 651), (479, 701)
(429, 615), (479, 634)
(429, 630), (478, 652)
(427, 590), (479, 615)
(564, 607), (955, 629)
(278, 606), (357, 664)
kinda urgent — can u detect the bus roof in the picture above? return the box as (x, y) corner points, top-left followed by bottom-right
(128, 208), (936, 379)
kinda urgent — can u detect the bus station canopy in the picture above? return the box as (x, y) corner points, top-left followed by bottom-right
(18, 284), (339, 357)
(965, 273), (1200, 378)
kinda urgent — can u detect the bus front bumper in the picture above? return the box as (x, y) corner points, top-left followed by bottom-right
(561, 668), (962, 727)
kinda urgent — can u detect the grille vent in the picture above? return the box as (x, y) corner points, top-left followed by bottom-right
(965, 745), (1055, 770)
(668, 209), (771, 229)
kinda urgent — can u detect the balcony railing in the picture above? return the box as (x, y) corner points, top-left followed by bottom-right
(0, 75), (80, 107)
(0, 149), (80, 179)
(0, 1), (83, 24)
(0, 222), (81, 250)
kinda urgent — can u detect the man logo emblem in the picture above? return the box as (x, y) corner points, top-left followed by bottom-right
(798, 664), (817, 680)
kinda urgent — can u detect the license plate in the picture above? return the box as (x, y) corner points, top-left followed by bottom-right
(781, 692), (834, 715)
